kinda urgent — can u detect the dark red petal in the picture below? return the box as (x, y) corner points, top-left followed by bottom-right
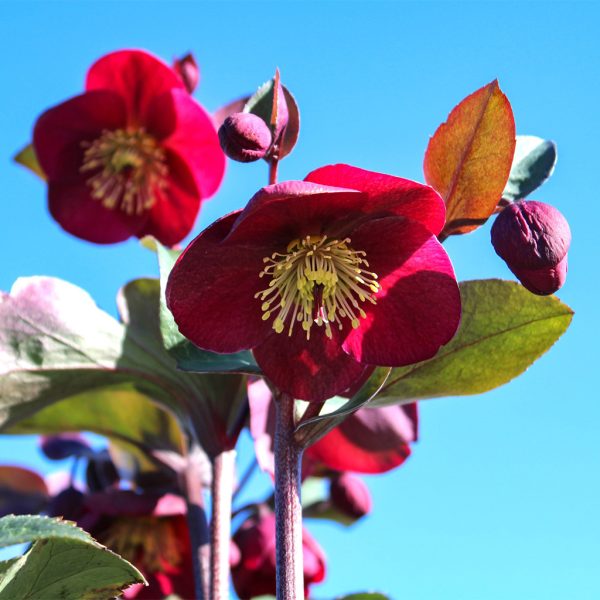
(225, 180), (366, 245)
(85, 49), (185, 124)
(48, 179), (145, 243)
(166, 212), (273, 353)
(138, 150), (201, 246)
(343, 217), (461, 366)
(305, 163), (447, 235)
(253, 327), (369, 402)
(146, 89), (225, 199)
(33, 90), (126, 181)
(307, 405), (416, 474)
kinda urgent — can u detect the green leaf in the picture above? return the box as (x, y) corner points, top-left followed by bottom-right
(0, 276), (246, 457)
(0, 515), (144, 599)
(13, 144), (45, 180)
(294, 369), (391, 448)
(156, 241), (261, 375)
(503, 135), (557, 201)
(370, 279), (573, 406)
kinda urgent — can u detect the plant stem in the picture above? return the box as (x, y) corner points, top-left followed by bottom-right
(183, 452), (210, 600)
(269, 157), (280, 185)
(210, 449), (236, 600)
(274, 391), (304, 600)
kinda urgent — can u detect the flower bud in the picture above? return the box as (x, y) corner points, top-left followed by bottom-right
(40, 434), (90, 461)
(173, 53), (199, 94)
(491, 200), (571, 295)
(218, 112), (272, 163)
(232, 513), (326, 598)
(330, 472), (372, 519)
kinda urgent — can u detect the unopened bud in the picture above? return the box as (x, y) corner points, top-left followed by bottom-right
(173, 53), (199, 94)
(218, 112), (272, 163)
(491, 200), (571, 295)
(330, 472), (372, 519)
(40, 434), (90, 461)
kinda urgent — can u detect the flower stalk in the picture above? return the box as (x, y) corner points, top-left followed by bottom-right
(210, 449), (237, 600)
(274, 391), (304, 599)
(183, 451), (210, 600)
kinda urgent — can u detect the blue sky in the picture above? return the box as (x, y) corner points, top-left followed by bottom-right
(1, 2), (598, 599)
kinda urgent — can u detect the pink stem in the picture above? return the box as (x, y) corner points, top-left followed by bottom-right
(274, 391), (304, 599)
(210, 449), (236, 600)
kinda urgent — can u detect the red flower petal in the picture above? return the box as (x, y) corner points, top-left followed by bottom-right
(307, 404), (417, 474)
(48, 179), (146, 244)
(33, 90), (126, 181)
(305, 164), (447, 235)
(342, 216), (461, 365)
(139, 149), (201, 246)
(85, 49), (184, 124)
(253, 327), (369, 402)
(146, 89), (225, 199)
(166, 212), (273, 353)
(225, 180), (366, 245)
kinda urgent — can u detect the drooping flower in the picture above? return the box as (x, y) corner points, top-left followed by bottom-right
(33, 49), (225, 245)
(306, 403), (418, 474)
(491, 200), (571, 295)
(50, 488), (194, 599)
(167, 164), (461, 401)
(231, 512), (326, 599)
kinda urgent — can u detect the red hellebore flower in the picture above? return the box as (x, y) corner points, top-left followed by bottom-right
(33, 49), (225, 245)
(51, 488), (194, 599)
(167, 164), (461, 401)
(306, 403), (418, 474)
(231, 512), (326, 599)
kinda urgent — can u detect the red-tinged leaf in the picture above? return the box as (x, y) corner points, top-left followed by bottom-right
(424, 81), (516, 238)
(279, 85), (300, 159)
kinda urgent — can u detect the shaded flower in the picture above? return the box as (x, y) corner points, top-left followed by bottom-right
(231, 512), (326, 599)
(33, 49), (225, 245)
(167, 164), (461, 401)
(306, 403), (418, 474)
(51, 488), (194, 599)
(491, 200), (571, 295)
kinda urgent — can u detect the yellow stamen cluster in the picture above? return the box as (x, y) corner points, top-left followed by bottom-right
(102, 517), (182, 572)
(81, 128), (167, 215)
(256, 235), (380, 339)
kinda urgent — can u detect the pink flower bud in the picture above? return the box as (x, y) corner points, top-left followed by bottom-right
(173, 53), (199, 93)
(218, 112), (272, 163)
(330, 472), (372, 519)
(491, 200), (571, 295)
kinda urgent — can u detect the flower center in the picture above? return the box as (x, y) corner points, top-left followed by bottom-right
(80, 128), (167, 215)
(102, 517), (182, 573)
(256, 235), (380, 340)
